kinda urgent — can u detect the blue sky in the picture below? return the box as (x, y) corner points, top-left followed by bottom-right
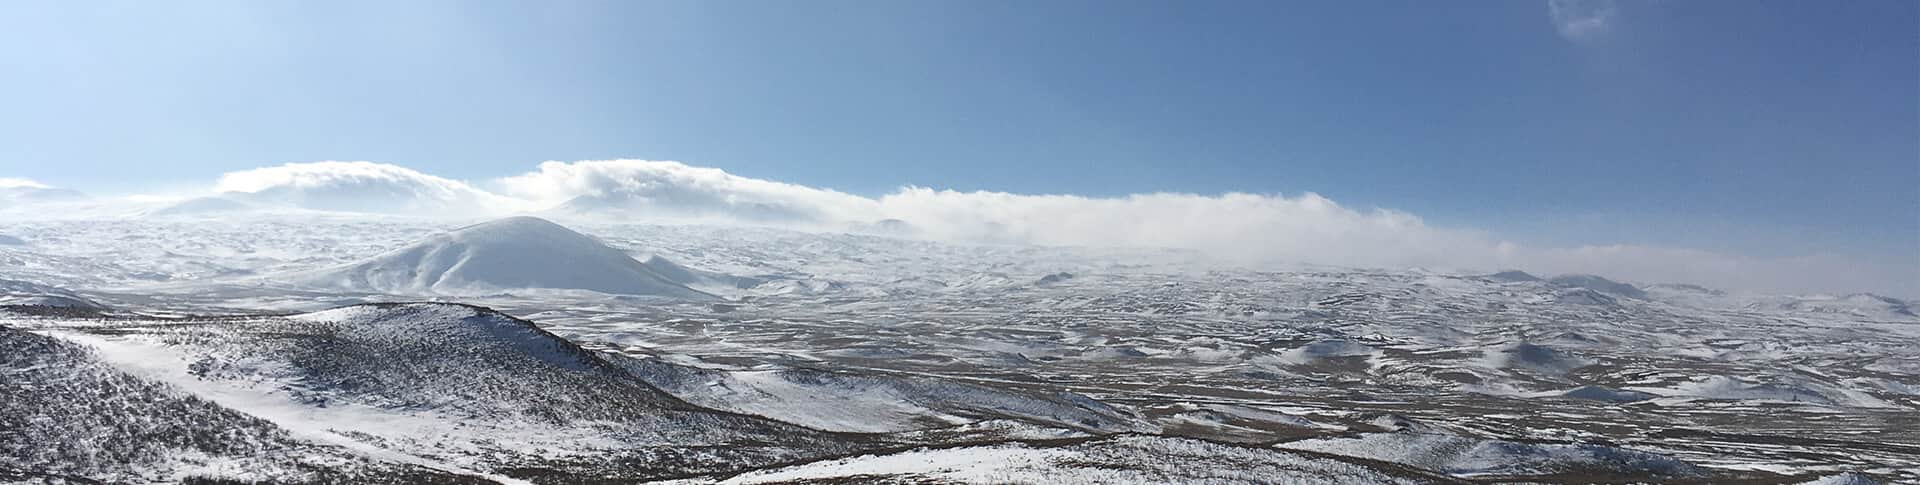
(1, 0), (1915, 264)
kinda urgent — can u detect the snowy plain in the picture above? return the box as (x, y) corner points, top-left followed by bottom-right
(1, 212), (1916, 484)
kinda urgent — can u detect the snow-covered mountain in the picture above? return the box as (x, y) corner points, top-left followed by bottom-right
(1755, 293), (1917, 319)
(291, 217), (714, 299)
(1548, 273), (1649, 299)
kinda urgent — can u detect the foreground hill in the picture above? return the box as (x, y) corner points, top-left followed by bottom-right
(0, 324), (492, 484)
(37, 302), (869, 482)
(6, 303), (1480, 484)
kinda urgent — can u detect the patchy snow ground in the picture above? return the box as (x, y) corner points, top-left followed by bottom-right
(3, 216), (1916, 483)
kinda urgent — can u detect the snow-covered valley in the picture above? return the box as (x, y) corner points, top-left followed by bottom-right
(2, 216), (1913, 484)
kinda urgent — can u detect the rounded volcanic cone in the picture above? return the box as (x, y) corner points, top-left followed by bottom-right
(296, 216), (713, 299)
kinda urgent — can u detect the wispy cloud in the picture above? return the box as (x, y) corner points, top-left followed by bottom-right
(0, 177), (52, 189)
(1548, 0), (1618, 42)
(495, 160), (879, 223)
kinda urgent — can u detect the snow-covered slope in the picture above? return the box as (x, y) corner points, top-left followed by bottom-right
(1549, 273), (1648, 299)
(639, 255), (767, 294)
(0, 278), (104, 310)
(293, 217), (713, 299)
(0, 325), (489, 484)
(617, 356), (1142, 434)
(20, 303), (868, 482)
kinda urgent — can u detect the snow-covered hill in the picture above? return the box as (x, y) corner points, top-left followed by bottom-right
(639, 255), (769, 295)
(618, 355), (1142, 434)
(11, 303), (879, 482)
(292, 217), (714, 299)
(0, 278), (104, 310)
(0, 324), (492, 484)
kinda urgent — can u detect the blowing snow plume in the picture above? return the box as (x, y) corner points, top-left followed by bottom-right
(214, 161), (522, 216)
(0, 178), (84, 207)
(498, 159), (878, 223)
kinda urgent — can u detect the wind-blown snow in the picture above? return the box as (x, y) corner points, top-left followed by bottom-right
(214, 161), (522, 216)
(500, 159), (876, 223)
(0, 178), (84, 206)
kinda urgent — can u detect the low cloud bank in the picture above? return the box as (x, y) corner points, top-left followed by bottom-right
(869, 186), (1911, 297)
(874, 188), (1494, 269)
(0, 177), (85, 206)
(5, 159), (1912, 296)
(214, 161), (523, 216)
(496, 160), (878, 223)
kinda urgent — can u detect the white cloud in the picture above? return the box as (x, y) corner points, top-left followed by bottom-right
(214, 161), (524, 216)
(0, 177), (84, 204)
(0, 176), (51, 187)
(873, 188), (1490, 268)
(484, 159), (1914, 297)
(496, 159), (880, 222)
(16, 159), (1901, 297)
(1548, 0), (1617, 42)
